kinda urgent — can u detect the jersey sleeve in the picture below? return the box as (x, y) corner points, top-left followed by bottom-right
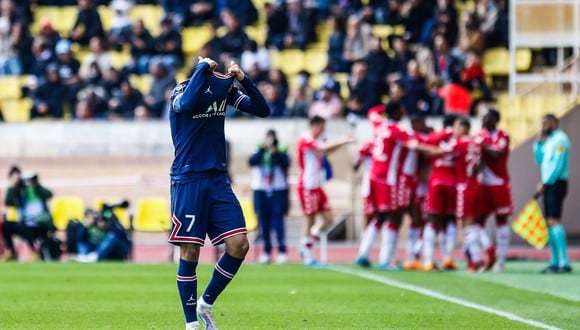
(228, 77), (270, 117)
(172, 62), (209, 113)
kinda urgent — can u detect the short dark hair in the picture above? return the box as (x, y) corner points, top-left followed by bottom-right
(487, 108), (500, 122)
(386, 102), (402, 118)
(309, 115), (326, 126)
(410, 114), (426, 124)
(456, 116), (471, 130)
(443, 114), (457, 128)
(543, 113), (558, 123)
(8, 165), (21, 177)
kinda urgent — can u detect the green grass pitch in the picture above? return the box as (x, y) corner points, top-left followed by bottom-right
(0, 261), (578, 329)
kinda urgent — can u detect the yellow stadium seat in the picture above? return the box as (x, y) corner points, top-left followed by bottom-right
(133, 197), (171, 232)
(1, 98), (32, 122)
(371, 25), (394, 39)
(51, 197), (86, 231)
(31, 6), (60, 34)
(516, 48), (532, 72)
(130, 5), (164, 36)
(5, 206), (18, 222)
(278, 49), (305, 75)
(182, 26), (212, 55)
(245, 25), (266, 47)
(55, 6), (79, 37)
(304, 50), (328, 74)
(0, 76), (22, 99)
(94, 198), (131, 230)
(239, 198), (258, 231)
(483, 47), (509, 76)
(393, 25), (405, 35)
(269, 50), (283, 68)
(97, 6), (113, 31)
(334, 73), (350, 100)
(111, 51), (132, 70)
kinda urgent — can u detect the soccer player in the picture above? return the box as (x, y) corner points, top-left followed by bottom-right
(534, 114), (571, 273)
(365, 102), (414, 270)
(421, 116), (457, 271)
(296, 115), (354, 266)
(477, 109), (512, 272)
(168, 57), (269, 330)
(354, 140), (378, 267)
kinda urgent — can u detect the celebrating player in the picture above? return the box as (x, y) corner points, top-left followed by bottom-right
(296, 115), (354, 266)
(477, 109), (512, 272)
(168, 57), (269, 330)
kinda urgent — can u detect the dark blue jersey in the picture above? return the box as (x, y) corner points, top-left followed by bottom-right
(169, 62), (270, 178)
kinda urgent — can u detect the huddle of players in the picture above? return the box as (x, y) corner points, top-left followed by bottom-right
(355, 103), (512, 272)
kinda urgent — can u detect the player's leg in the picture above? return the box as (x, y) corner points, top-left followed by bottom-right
(404, 203), (422, 270)
(422, 183), (445, 270)
(490, 184), (513, 272)
(311, 188), (333, 238)
(441, 214), (458, 270)
(543, 180), (571, 273)
(356, 183), (381, 267)
(179, 243), (201, 330)
(378, 211), (403, 270)
(298, 187), (318, 265)
(459, 184), (485, 272)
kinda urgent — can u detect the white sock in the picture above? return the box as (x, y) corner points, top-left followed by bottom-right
(496, 224), (510, 264)
(406, 227), (420, 262)
(422, 223), (436, 264)
(357, 219), (379, 259)
(464, 225), (482, 263)
(443, 221), (457, 260)
(479, 224), (493, 251)
(186, 321), (200, 330)
(378, 224), (398, 266)
(300, 236), (313, 263)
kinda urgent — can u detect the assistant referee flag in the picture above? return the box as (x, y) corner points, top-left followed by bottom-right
(512, 199), (549, 250)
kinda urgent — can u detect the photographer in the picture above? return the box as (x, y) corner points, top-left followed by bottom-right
(19, 172), (54, 260)
(1, 166), (24, 261)
(73, 201), (131, 262)
(248, 129), (290, 264)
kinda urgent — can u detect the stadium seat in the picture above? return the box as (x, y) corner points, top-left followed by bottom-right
(111, 51), (131, 70)
(51, 196), (86, 231)
(333, 73), (350, 100)
(31, 6), (60, 34)
(56, 6), (79, 37)
(278, 49), (305, 75)
(371, 25), (394, 39)
(97, 5), (113, 31)
(245, 25), (266, 47)
(239, 198), (258, 231)
(94, 198), (131, 230)
(129, 74), (153, 94)
(483, 48), (533, 76)
(133, 197), (171, 232)
(130, 5), (164, 36)
(1, 98), (32, 122)
(4, 206), (18, 222)
(304, 50), (328, 74)
(516, 48), (533, 72)
(0, 76), (22, 100)
(182, 26), (212, 55)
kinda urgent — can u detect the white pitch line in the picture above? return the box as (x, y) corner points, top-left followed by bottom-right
(329, 265), (562, 330)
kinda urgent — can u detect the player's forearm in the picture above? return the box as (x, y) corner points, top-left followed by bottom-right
(175, 62), (210, 112)
(238, 77), (270, 117)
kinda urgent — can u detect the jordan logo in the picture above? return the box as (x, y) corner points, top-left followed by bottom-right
(186, 294), (196, 306)
(204, 86), (213, 95)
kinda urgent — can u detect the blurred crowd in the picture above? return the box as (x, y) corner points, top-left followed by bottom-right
(0, 0), (509, 120)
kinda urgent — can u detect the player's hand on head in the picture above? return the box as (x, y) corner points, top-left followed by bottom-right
(198, 56), (218, 71)
(227, 61), (245, 81)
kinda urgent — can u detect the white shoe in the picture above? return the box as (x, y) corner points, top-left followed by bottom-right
(197, 297), (218, 330)
(186, 321), (201, 330)
(276, 253), (288, 264)
(76, 252), (99, 263)
(492, 262), (505, 273)
(258, 254), (271, 264)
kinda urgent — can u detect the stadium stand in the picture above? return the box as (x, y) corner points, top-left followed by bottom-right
(51, 196), (86, 231)
(132, 197), (171, 232)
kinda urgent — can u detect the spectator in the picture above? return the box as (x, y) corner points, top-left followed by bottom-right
(326, 14), (347, 72)
(264, 2), (287, 50)
(102, 66), (126, 99)
(488, 0), (508, 48)
(30, 65), (69, 119)
(30, 38), (54, 78)
(286, 70), (313, 117)
(399, 59), (430, 115)
(385, 0), (404, 25)
(74, 99), (94, 120)
(316, 65), (341, 99)
(432, 0), (458, 47)
(77, 62), (108, 118)
(425, 76), (444, 115)
(342, 15), (372, 69)
(220, 10), (251, 58)
(18, 171), (54, 261)
(283, 0), (316, 50)
(266, 68), (289, 105)
(365, 36), (390, 95)
(368, 0), (389, 24)
(246, 61), (267, 83)
(248, 129), (290, 264)
(475, 0), (498, 38)
(108, 0), (133, 50)
(240, 40), (270, 73)
(153, 17), (183, 71)
(348, 61), (380, 113)
(462, 51), (492, 101)
(388, 34), (414, 76)
(432, 33), (461, 84)
(80, 36), (112, 79)
(184, 0), (215, 26)
(0, 0), (21, 29)
(0, 20), (31, 75)
(160, 0), (188, 26)
(143, 61), (176, 118)
(309, 81), (344, 119)
(107, 80), (144, 119)
(70, 0), (105, 46)
(216, 0), (259, 27)
(36, 17), (61, 51)
(260, 82), (286, 118)
(401, 0), (432, 43)
(439, 71), (473, 115)
(1, 165), (24, 261)
(125, 19), (156, 75)
(457, 12), (485, 57)
(54, 39), (81, 86)
(339, 0), (363, 17)
(201, 20), (225, 62)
